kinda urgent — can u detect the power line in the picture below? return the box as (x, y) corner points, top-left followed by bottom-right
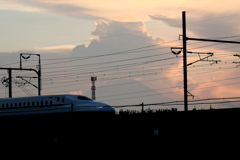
(1, 27), (240, 99)
(2, 62), (237, 96)
(98, 75), (240, 99)
(0, 55), (237, 94)
(100, 81), (240, 102)
(1, 37), (238, 81)
(112, 97), (240, 108)
(40, 52), (171, 74)
(38, 64), (235, 87)
(187, 13), (240, 25)
(12, 78), (35, 97)
(0, 66), (238, 98)
(38, 56), (237, 83)
(0, 62), (19, 67)
(39, 57), (177, 79)
(4, 12), (238, 55)
(152, 100), (240, 106)
(39, 40), (178, 67)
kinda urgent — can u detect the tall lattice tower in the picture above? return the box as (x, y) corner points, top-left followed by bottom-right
(91, 76), (97, 100)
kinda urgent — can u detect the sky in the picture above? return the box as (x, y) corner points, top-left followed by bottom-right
(1, 0), (240, 111)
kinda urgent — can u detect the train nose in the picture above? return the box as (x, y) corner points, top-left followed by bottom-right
(108, 106), (115, 112)
(96, 102), (115, 112)
(101, 105), (115, 112)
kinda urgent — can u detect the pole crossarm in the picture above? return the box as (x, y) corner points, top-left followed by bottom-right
(16, 76), (38, 88)
(21, 53), (40, 56)
(187, 51), (213, 55)
(0, 67), (40, 98)
(234, 54), (240, 58)
(0, 68), (38, 74)
(187, 53), (214, 66)
(187, 91), (195, 99)
(187, 37), (240, 44)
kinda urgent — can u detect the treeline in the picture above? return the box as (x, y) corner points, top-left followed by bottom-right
(118, 105), (215, 115)
(118, 107), (178, 115)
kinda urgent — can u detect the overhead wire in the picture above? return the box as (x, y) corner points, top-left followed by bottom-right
(97, 75), (240, 99)
(100, 81), (240, 102)
(40, 58), (237, 86)
(0, 52), (238, 97)
(2, 13), (240, 99)
(12, 78), (35, 97)
(30, 66), (240, 97)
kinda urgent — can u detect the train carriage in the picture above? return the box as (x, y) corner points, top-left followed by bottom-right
(0, 94), (115, 116)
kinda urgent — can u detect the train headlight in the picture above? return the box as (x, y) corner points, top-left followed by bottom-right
(96, 106), (103, 108)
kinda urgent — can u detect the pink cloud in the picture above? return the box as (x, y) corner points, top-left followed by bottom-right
(69, 90), (83, 95)
(69, 88), (90, 95)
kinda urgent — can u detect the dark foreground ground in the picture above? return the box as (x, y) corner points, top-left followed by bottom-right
(1, 108), (240, 153)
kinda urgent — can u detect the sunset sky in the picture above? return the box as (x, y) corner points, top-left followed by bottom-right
(1, 0), (240, 111)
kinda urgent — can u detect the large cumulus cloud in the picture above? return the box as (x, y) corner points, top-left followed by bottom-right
(71, 20), (165, 56)
(68, 20), (182, 108)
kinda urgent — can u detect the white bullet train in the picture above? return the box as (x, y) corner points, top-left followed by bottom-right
(0, 94), (115, 116)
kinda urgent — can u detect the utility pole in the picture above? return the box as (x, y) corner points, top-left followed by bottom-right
(182, 11), (188, 112)
(141, 102), (144, 113)
(0, 53), (41, 98)
(20, 53), (41, 96)
(91, 76), (97, 100)
(180, 11), (240, 111)
(8, 68), (12, 98)
(0, 68), (39, 98)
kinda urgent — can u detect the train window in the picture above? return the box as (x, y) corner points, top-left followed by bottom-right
(77, 96), (92, 101)
(41, 101), (43, 105)
(45, 101), (48, 105)
(50, 100), (52, 105)
(32, 102), (35, 106)
(2, 104), (4, 108)
(37, 101), (39, 106)
(19, 103), (21, 107)
(10, 103), (13, 107)
(27, 102), (30, 106)
(15, 103), (17, 107)
(57, 97), (59, 101)
(23, 102), (26, 106)
(6, 104), (9, 108)
(62, 98), (64, 103)
(49, 97), (53, 99)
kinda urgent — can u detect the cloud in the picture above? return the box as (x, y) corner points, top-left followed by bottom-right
(44, 18), (240, 109)
(67, 20), (182, 107)
(69, 87), (90, 95)
(35, 45), (75, 53)
(2, 0), (100, 20)
(3, 0), (240, 22)
(0, 0), (153, 21)
(149, 12), (240, 38)
(70, 19), (165, 56)
(69, 90), (83, 95)
(149, 15), (182, 28)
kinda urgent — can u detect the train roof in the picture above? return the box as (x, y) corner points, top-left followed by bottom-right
(0, 94), (90, 100)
